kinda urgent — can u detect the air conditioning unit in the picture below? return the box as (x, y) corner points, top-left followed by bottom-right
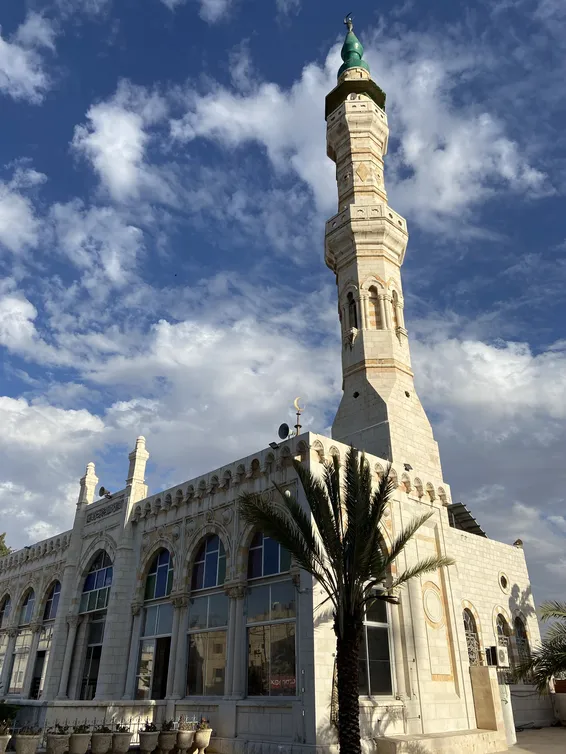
(496, 646), (510, 668)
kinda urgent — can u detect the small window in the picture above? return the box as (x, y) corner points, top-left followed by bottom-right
(186, 593), (229, 696)
(368, 287), (381, 329)
(192, 536), (226, 591)
(145, 550), (173, 600)
(248, 533), (291, 579)
(463, 608), (481, 666)
(358, 600), (392, 696)
(43, 582), (61, 621)
(347, 292), (358, 329)
(515, 617), (531, 663)
(20, 590), (35, 626)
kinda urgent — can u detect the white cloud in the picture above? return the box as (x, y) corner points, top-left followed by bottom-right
(50, 201), (145, 291)
(276, 0), (300, 16)
(72, 82), (170, 202)
(0, 190), (38, 253)
(198, 0), (232, 23)
(0, 13), (56, 103)
(171, 31), (547, 232)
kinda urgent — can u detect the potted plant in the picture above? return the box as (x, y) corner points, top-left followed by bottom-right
(46, 723), (70, 754)
(193, 719), (212, 754)
(0, 721), (12, 754)
(157, 721), (176, 754)
(176, 717), (195, 754)
(69, 723), (91, 754)
(138, 721), (158, 754)
(111, 724), (132, 754)
(14, 726), (42, 754)
(91, 725), (112, 754)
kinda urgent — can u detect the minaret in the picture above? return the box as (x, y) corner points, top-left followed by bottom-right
(325, 18), (442, 479)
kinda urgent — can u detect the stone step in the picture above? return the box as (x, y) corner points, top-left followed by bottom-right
(374, 728), (507, 754)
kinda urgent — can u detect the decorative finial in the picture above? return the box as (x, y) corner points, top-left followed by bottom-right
(338, 14), (370, 79)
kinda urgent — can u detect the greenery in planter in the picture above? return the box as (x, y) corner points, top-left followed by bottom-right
(195, 720), (210, 731)
(114, 725), (129, 734)
(177, 717), (195, 732)
(16, 727), (42, 736)
(72, 725), (90, 735)
(160, 722), (175, 732)
(48, 725), (69, 735)
(94, 726), (111, 734)
(142, 722), (157, 733)
(0, 703), (19, 722)
(0, 721), (12, 736)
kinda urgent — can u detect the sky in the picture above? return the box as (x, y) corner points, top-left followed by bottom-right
(0, 0), (565, 607)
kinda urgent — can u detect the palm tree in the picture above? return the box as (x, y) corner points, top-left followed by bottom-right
(514, 601), (566, 693)
(239, 447), (454, 754)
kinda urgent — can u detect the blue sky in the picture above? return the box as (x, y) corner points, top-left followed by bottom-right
(1, 0), (565, 606)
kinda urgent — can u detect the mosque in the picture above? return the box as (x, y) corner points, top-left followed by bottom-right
(0, 20), (552, 754)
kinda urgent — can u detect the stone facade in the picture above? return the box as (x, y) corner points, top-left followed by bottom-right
(0, 29), (547, 754)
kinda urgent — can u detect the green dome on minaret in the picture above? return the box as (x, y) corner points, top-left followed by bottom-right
(337, 16), (370, 79)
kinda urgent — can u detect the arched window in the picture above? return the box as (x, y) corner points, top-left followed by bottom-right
(0, 596), (11, 629)
(77, 551), (113, 700)
(514, 617), (530, 663)
(27, 582), (62, 699)
(43, 582), (61, 622)
(359, 599), (393, 696)
(496, 614), (513, 683)
(247, 532), (296, 697)
(136, 550), (174, 701)
(191, 535), (226, 591)
(20, 590), (35, 626)
(8, 590), (36, 695)
(391, 291), (400, 329)
(0, 596), (11, 684)
(347, 292), (358, 330)
(186, 535), (229, 696)
(463, 608), (481, 666)
(368, 287), (381, 329)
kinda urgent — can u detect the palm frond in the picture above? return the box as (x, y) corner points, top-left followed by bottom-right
(382, 511), (434, 570)
(389, 555), (455, 590)
(539, 601), (566, 622)
(514, 638), (566, 694)
(238, 491), (337, 603)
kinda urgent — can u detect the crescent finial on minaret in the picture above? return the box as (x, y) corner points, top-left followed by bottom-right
(344, 13), (353, 33)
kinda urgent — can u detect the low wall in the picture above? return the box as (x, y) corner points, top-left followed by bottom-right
(510, 686), (556, 728)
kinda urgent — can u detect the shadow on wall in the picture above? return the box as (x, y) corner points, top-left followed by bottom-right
(509, 583), (536, 622)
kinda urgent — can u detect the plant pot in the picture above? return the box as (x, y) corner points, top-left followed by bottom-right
(91, 733), (113, 754)
(157, 731), (177, 754)
(14, 734), (42, 754)
(46, 734), (70, 754)
(0, 735), (11, 754)
(193, 730), (212, 754)
(176, 731), (194, 754)
(111, 732), (132, 754)
(138, 732), (159, 754)
(69, 734), (91, 754)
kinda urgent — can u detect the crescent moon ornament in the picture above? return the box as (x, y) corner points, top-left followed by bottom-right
(294, 397), (304, 413)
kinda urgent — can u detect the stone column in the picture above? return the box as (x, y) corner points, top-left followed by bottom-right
(360, 294), (369, 330)
(22, 623), (42, 697)
(57, 615), (81, 699)
(389, 598), (408, 700)
(172, 596), (190, 699)
(166, 595), (187, 698)
(379, 294), (389, 329)
(122, 603), (143, 699)
(230, 586), (247, 698)
(0, 630), (17, 694)
(397, 300), (406, 329)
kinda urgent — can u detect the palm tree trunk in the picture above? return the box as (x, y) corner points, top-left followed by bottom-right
(335, 616), (362, 754)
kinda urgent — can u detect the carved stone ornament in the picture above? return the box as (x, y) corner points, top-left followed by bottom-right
(225, 584), (246, 600)
(30, 622), (43, 634)
(221, 508), (233, 526)
(205, 509), (214, 523)
(66, 614), (82, 629)
(346, 327), (358, 349)
(172, 594), (189, 609)
(131, 602), (143, 617)
(7, 628), (18, 638)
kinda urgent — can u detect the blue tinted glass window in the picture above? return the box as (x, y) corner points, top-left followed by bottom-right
(204, 552), (218, 589)
(155, 566), (168, 598)
(84, 573), (96, 591)
(158, 550), (169, 567)
(263, 537), (279, 576)
(104, 567), (113, 587)
(145, 551), (173, 600)
(192, 536), (226, 590)
(248, 533), (290, 579)
(95, 570), (105, 589)
(80, 552), (113, 614)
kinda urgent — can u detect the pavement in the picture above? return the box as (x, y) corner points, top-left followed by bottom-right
(497, 727), (566, 752)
